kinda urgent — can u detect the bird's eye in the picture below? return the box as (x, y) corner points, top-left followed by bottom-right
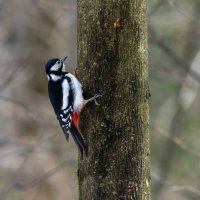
(57, 60), (61, 64)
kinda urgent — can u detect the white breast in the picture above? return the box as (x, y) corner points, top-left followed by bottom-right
(66, 73), (84, 111)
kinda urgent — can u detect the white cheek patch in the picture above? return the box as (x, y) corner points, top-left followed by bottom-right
(51, 63), (61, 71)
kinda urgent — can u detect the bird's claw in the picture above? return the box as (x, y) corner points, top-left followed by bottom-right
(94, 94), (102, 98)
(94, 99), (100, 106)
(94, 94), (102, 106)
(84, 94), (102, 106)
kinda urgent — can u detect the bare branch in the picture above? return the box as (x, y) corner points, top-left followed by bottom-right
(155, 127), (200, 158)
(149, 25), (200, 82)
(0, 159), (69, 198)
(152, 171), (200, 197)
(170, 185), (200, 197)
(0, 94), (56, 126)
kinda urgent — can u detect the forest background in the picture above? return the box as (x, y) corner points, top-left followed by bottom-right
(0, 0), (199, 200)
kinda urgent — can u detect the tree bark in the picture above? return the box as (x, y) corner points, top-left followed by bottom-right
(77, 0), (150, 199)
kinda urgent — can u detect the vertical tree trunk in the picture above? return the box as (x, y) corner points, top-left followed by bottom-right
(77, 0), (150, 199)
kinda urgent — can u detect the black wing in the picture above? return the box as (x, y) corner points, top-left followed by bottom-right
(54, 75), (87, 157)
(57, 105), (73, 141)
(57, 106), (87, 157)
(53, 75), (73, 140)
(70, 123), (88, 158)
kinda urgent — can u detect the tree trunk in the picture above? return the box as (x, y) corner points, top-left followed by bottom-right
(77, 0), (150, 200)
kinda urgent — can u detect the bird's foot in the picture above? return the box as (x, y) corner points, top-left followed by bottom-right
(84, 94), (102, 106)
(93, 94), (102, 106)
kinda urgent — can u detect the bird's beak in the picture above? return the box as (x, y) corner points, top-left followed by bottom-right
(61, 56), (68, 63)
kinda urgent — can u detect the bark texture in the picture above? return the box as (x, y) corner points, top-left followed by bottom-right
(77, 0), (150, 199)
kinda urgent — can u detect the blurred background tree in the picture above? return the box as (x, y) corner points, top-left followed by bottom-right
(0, 0), (199, 200)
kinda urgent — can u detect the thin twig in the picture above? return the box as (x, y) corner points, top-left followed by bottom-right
(149, 25), (200, 82)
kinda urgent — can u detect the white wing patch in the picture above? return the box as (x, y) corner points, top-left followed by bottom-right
(66, 73), (84, 111)
(62, 79), (69, 110)
(63, 106), (71, 114)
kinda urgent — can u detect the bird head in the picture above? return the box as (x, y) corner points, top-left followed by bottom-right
(44, 56), (67, 75)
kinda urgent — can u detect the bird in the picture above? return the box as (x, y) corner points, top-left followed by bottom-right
(44, 56), (101, 157)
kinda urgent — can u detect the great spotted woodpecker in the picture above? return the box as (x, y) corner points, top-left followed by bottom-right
(44, 56), (101, 157)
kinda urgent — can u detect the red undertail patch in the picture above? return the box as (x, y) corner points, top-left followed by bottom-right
(72, 112), (78, 128)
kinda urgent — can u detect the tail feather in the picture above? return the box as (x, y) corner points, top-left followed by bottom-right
(70, 124), (88, 157)
(62, 126), (69, 141)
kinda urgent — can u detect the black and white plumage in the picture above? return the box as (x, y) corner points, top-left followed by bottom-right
(44, 56), (101, 157)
